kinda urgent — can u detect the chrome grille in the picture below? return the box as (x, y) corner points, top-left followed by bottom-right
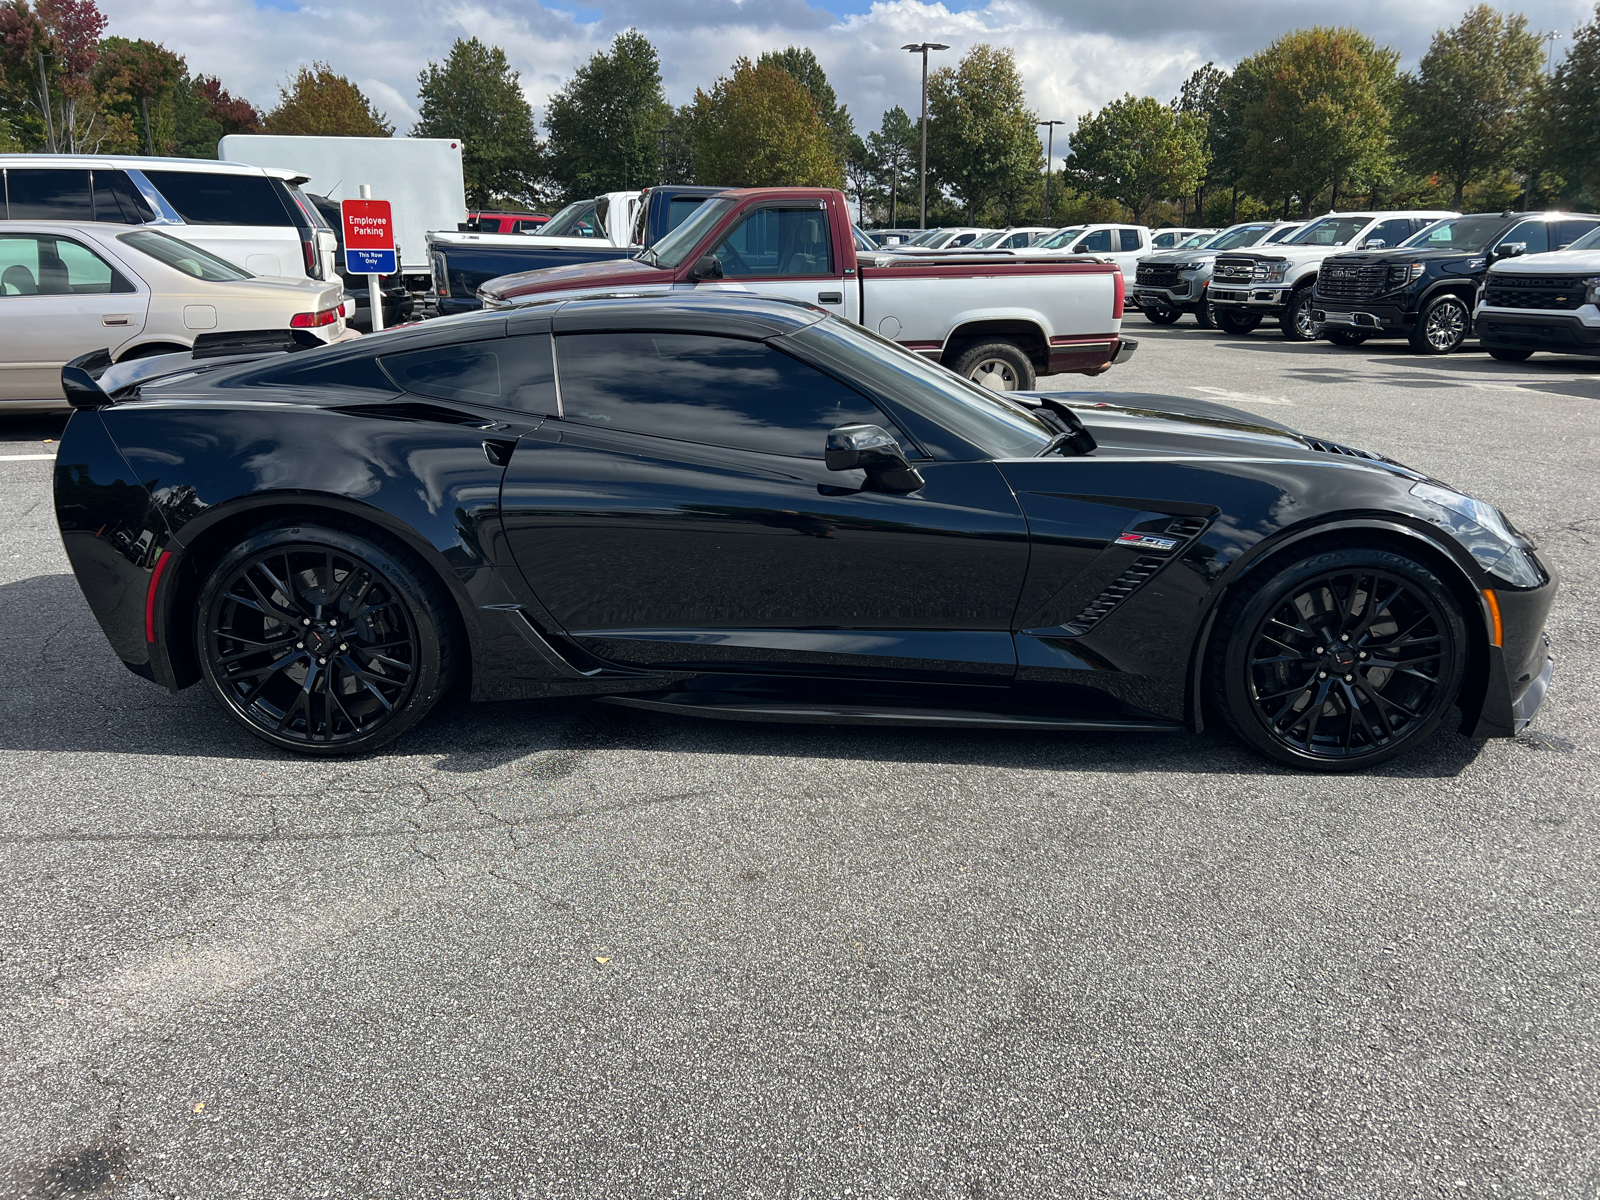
(1483, 277), (1587, 311)
(1213, 259), (1255, 283)
(1316, 262), (1388, 301)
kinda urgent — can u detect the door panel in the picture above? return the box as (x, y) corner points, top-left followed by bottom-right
(679, 202), (845, 314)
(500, 424), (1030, 681)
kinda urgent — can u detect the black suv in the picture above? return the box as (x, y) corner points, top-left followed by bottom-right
(1312, 211), (1600, 354)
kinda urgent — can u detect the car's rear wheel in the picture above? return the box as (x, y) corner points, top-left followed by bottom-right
(953, 340), (1035, 391)
(1214, 309), (1262, 335)
(196, 522), (458, 756)
(1210, 548), (1466, 770)
(1325, 329), (1368, 346)
(1142, 302), (1183, 325)
(1409, 295), (1470, 354)
(1488, 347), (1533, 362)
(1280, 284), (1320, 341)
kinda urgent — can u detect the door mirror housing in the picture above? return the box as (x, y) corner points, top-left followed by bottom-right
(1493, 241), (1528, 261)
(1363, 238), (1387, 249)
(825, 425), (924, 493)
(689, 254), (724, 280)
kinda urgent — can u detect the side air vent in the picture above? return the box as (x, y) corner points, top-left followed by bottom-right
(1302, 437), (1379, 461)
(1060, 557), (1165, 637)
(1164, 515), (1210, 541)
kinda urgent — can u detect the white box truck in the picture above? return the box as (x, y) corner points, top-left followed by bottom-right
(219, 134), (469, 323)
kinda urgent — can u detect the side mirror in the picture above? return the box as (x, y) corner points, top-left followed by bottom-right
(1073, 243), (1088, 254)
(689, 254), (724, 280)
(825, 425), (924, 493)
(1493, 241), (1528, 261)
(1363, 238), (1387, 249)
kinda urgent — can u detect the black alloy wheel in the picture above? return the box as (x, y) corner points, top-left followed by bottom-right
(1142, 301), (1183, 325)
(1280, 284), (1321, 341)
(197, 523), (457, 755)
(1194, 294), (1218, 329)
(1488, 347), (1533, 362)
(1215, 309), (1262, 335)
(1212, 548), (1466, 770)
(1410, 294), (1470, 355)
(1325, 329), (1369, 346)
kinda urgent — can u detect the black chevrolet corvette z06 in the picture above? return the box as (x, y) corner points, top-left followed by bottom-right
(53, 294), (1557, 770)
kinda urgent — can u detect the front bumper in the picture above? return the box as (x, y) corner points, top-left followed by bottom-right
(1313, 302), (1415, 333)
(1463, 561), (1560, 739)
(1475, 310), (1600, 357)
(1208, 283), (1290, 313)
(1132, 279), (1203, 311)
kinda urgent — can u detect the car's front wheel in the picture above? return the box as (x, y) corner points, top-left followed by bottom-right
(1325, 329), (1368, 346)
(196, 521), (459, 755)
(1210, 548), (1466, 770)
(1410, 294), (1470, 354)
(1141, 301), (1183, 325)
(1280, 285), (1321, 341)
(1488, 347), (1533, 362)
(953, 340), (1035, 391)
(1194, 294), (1218, 329)
(1215, 309), (1262, 335)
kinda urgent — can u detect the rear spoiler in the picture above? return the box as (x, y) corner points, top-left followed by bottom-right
(62, 330), (325, 411)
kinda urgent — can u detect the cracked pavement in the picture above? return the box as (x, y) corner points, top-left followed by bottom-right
(0, 328), (1597, 1199)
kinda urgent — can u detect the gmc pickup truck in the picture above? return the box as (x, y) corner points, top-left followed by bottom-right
(481, 188), (1135, 388)
(429, 185), (724, 316)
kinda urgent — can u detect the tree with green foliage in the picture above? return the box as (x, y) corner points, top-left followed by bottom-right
(691, 57), (843, 187)
(757, 46), (855, 162)
(926, 44), (1041, 222)
(544, 30), (669, 201)
(1172, 62), (1228, 215)
(264, 62), (391, 136)
(171, 73), (261, 158)
(1236, 28), (1397, 215)
(1542, 4), (1600, 204)
(1066, 94), (1208, 222)
(413, 38), (542, 208)
(1397, 6), (1544, 208)
(866, 105), (917, 225)
(93, 36), (183, 153)
(0, 0), (111, 151)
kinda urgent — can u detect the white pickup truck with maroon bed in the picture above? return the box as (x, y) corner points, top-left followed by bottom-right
(479, 187), (1136, 391)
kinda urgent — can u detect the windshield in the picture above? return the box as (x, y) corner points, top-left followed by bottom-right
(1284, 216), (1372, 247)
(119, 230), (253, 281)
(1177, 233), (1210, 248)
(1265, 225), (1301, 243)
(1400, 214), (1512, 252)
(1571, 226), (1600, 251)
(785, 319), (1055, 459)
(1203, 224), (1271, 250)
(648, 197), (735, 268)
(969, 230), (1008, 248)
(1037, 226), (1086, 250)
(906, 229), (944, 246)
(538, 200), (603, 238)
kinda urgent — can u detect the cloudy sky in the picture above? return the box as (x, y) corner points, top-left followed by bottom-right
(100, 0), (1593, 150)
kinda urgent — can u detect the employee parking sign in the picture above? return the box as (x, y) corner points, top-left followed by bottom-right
(341, 199), (397, 275)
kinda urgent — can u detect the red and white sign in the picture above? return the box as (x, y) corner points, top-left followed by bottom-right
(340, 198), (396, 275)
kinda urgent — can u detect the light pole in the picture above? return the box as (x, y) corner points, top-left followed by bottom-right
(1543, 31), (1563, 75)
(1037, 119), (1064, 224)
(902, 42), (948, 229)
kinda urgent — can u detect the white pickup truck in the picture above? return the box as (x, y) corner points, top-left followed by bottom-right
(480, 187), (1135, 390)
(1475, 225), (1600, 362)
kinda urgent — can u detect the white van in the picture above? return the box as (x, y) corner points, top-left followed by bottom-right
(0, 156), (339, 282)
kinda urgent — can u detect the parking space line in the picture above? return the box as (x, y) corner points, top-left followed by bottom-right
(0, 453), (57, 461)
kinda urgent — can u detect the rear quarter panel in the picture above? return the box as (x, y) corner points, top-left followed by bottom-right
(859, 262), (1120, 346)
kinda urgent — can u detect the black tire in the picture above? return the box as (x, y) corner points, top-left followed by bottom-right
(952, 340), (1035, 392)
(1141, 302), (1183, 325)
(1214, 309), (1262, 335)
(1194, 293), (1217, 329)
(1488, 347), (1533, 363)
(1409, 294), (1470, 355)
(1280, 284), (1320, 341)
(1325, 329), (1369, 346)
(1208, 547), (1467, 771)
(196, 521), (459, 756)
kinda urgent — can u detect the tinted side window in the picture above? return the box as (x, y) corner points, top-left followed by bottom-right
(92, 171), (154, 223)
(1365, 219), (1414, 248)
(1116, 228), (1144, 252)
(1497, 220), (1550, 255)
(142, 171), (294, 227)
(1151, 232), (1177, 248)
(1076, 229), (1113, 253)
(713, 207), (833, 278)
(667, 197), (705, 232)
(229, 355), (399, 395)
(1556, 220), (1599, 249)
(5, 169), (93, 220)
(555, 333), (893, 458)
(380, 334), (557, 413)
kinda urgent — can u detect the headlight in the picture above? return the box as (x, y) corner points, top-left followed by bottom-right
(1254, 263), (1289, 284)
(1387, 262), (1425, 287)
(1410, 481), (1544, 587)
(1172, 262), (1201, 272)
(1583, 276), (1600, 305)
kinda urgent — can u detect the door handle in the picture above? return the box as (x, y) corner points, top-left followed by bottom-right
(818, 291), (842, 305)
(102, 315), (132, 326)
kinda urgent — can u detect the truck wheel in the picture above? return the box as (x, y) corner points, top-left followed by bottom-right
(1141, 301), (1182, 325)
(954, 341), (1035, 392)
(1194, 294), (1217, 329)
(1280, 285), (1321, 341)
(1488, 347), (1533, 362)
(1409, 295), (1470, 354)
(1325, 330), (1368, 346)
(1215, 310), (1261, 336)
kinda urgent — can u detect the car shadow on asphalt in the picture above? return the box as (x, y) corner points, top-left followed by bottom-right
(1, 572), (1488, 781)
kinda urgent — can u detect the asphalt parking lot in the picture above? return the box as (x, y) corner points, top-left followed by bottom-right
(2, 323), (1596, 1199)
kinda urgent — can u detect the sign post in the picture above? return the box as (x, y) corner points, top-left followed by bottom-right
(341, 187), (397, 332)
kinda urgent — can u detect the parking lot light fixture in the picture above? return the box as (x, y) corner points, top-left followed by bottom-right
(902, 42), (949, 230)
(1038, 120), (1064, 224)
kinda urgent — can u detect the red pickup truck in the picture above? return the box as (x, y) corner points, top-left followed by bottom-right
(480, 188), (1134, 390)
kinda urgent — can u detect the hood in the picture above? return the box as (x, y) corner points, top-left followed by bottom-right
(482, 256), (672, 303)
(1140, 248), (1222, 265)
(1321, 247), (1484, 271)
(1038, 391), (1421, 475)
(1486, 250), (1600, 276)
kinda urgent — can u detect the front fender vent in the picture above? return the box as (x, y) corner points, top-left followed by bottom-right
(1302, 437), (1379, 460)
(1059, 556), (1165, 637)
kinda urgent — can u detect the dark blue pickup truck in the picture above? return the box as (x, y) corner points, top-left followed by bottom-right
(427, 185), (724, 316)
